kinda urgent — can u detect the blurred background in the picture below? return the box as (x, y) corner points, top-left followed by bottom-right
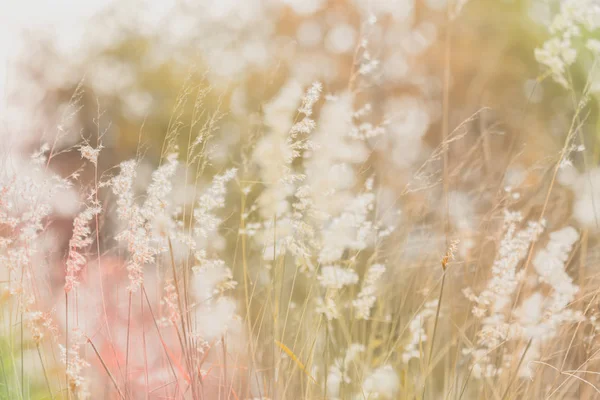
(3, 0), (597, 252)
(3, 0), (593, 232)
(2, 0), (591, 162)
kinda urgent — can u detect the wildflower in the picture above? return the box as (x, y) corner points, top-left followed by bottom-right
(111, 160), (138, 221)
(251, 82), (322, 267)
(162, 279), (180, 325)
(24, 306), (56, 345)
(534, 37), (576, 87)
(318, 265), (359, 289)
(316, 295), (340, 320)
(64, 199), (101, 292)
(326, 344), (365, 398)
(402, 300), (438, 363)
(60, 329), (90, 399)
(514, 226), (582, 377)
(111, 159), (156, 292)
(534, 0), (600, 87)
(193, 252), (237, 295)
(353, 263), (385, 319)
(464, 211), (546, 377)
(349, 121), (386, 140)
(318, 191), (375, 264)
(466, 211), (544, 317)
(298, 82), (322, 117)
(532, 226), (580, 312)
(194, 168), (237, 238)
(192, 297), (238, 340)
(31, 143), (50, 166)
(305, 93), (369, 217)
(141, 152), (179, 226)
(362, 365), (400, 399)
(78, 144), (103, 165)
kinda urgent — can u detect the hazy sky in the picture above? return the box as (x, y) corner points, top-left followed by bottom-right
(0, 0), (116, 109)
